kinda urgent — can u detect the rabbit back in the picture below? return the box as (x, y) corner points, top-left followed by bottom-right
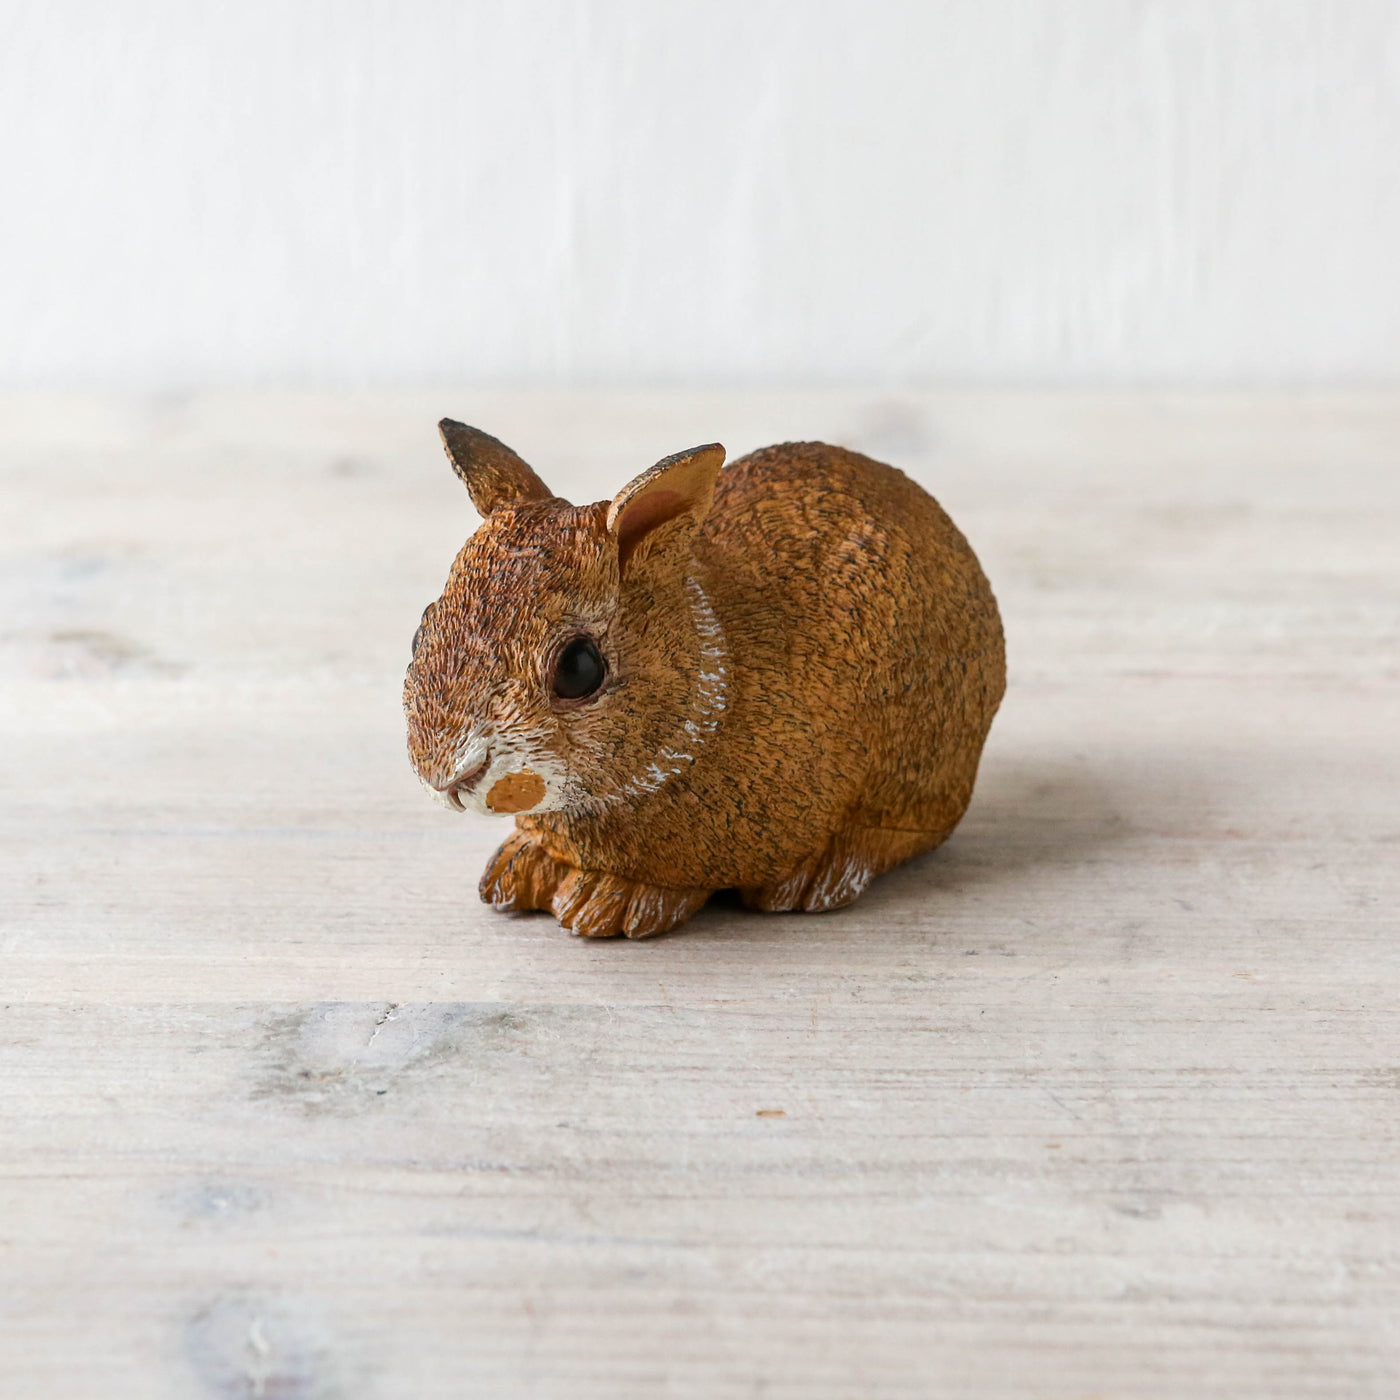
(704, 441), (1004, 840)
(522, 441), (1004, 893)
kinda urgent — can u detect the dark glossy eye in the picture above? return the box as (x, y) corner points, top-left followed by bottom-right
(553, 636), (606, 701)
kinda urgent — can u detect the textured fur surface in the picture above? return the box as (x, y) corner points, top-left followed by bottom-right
(404, 422), (1005, 938)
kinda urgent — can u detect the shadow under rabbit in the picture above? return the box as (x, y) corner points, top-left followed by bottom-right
(479, 746), (1237, 943)
(681, 748), (1218, 943)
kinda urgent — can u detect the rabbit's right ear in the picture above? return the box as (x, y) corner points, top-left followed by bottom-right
(439, 419), (555, 516)
(607, 443), (725, 574)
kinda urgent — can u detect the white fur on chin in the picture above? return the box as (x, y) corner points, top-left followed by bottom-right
(442, 721), (569, 816)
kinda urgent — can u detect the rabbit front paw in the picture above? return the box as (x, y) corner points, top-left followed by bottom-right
(480, 834), (708, 937)
(479, 830), (571, 912)
(551, 868), (710, 939)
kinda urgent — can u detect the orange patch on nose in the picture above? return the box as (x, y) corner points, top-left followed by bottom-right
(485, 771), (547, 813)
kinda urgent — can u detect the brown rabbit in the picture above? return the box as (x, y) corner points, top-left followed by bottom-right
(404, 419), (1005, 938)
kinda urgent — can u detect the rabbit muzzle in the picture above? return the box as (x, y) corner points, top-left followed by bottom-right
(422, 729), (562, 818)
(435, 753), (490, 811)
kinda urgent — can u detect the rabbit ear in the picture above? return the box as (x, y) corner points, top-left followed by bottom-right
(607, 443), (725, 573)
(439, 419), (555, 516)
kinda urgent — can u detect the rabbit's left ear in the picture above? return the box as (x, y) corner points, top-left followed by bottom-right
(607, 443), (725, 573)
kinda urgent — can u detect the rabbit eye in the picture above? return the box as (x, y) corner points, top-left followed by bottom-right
(553, 636), (606, 701)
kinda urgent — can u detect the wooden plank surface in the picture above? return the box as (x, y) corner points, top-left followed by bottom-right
(1, 391), (1397, 1398)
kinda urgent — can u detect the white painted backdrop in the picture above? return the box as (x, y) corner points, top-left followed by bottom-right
(3, 0), (1398, 387)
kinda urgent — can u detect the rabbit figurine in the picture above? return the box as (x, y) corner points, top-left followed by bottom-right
(404, 419), (1005, 938)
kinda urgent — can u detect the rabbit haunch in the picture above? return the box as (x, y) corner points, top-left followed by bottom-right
(403, 420), (1005, 939)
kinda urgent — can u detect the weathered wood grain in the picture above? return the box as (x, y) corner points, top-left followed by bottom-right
(1, 392), (1397, 1398)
